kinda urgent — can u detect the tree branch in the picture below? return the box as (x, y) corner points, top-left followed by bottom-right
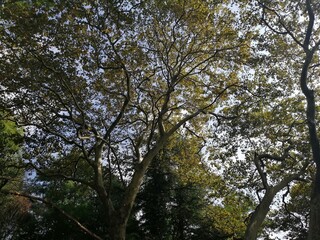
(0, 190), (103, 240)
(254, 153), (269, 189)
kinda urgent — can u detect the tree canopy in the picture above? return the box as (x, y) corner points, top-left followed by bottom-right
(1, 0), (320, 240)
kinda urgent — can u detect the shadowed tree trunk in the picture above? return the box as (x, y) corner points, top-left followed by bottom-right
(298, 2), (320, 239)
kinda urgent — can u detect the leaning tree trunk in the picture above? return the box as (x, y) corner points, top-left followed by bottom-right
(245, 188), (276, 240)
(99, 134), (171, 240)
(245, 167), (304, 240)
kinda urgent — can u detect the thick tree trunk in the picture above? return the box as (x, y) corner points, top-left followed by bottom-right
(245, 189), (275, 240)
(100, 135), (171, 240)
(308, 193), (320, 240)
(308, 169), (320, 240)
(94, 108), (203, 240)
(110, 218), (127, 240)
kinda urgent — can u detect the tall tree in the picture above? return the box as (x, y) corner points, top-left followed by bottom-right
(249, 0), (320, 239)
(210, 1), (316, 238)
(0, 1), (248, 239)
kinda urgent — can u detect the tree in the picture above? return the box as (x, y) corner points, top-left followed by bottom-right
(0, 194), (31, 240)
(138, 153), (173, 240)
(10, 174), (143, 240)
(208, 1), (319, 238)
(0, 113), (23, 189)
(0, 112), (25, 239)
(0, 1), (248, 239)
(138, 134), (249, 240)
(249, 0), (320, 239)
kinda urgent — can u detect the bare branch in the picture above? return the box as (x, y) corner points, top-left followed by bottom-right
(258, 1), (304, 48)
(28, 162), (95, 189)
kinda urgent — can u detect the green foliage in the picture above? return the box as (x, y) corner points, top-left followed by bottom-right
(3, 0), (311, 239)
(0, 194), (31, 240)
(0, 112), (24, 189)
(20, 181), (107, 239)
(137, 135), (251, 239)
(14, 176), (145, 240)
(0, 113), (25, 239)
(0, 116), (23, 157)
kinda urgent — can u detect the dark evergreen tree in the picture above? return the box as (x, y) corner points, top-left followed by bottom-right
(137, 147), (236, 240)
(138, 153), (173, 240)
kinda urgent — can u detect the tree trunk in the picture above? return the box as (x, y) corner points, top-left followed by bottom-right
(308, 193), (320, 240)
(245, 170), (303, 240)
(110, 218), (127, 240)
(297, 2), (320, 238)
(308, 169), (320, 240)
(105, 135), (170, 240)
(245, 189), (275, 240)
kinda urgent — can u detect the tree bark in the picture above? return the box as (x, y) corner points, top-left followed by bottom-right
(245, 188), (276, 240)
(110, 216), (127, 240)
(308, 164), (320, 240)
(245, 166), (305, 240)
(95, 134), (171, 240)
(297, 1), (320, 239)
